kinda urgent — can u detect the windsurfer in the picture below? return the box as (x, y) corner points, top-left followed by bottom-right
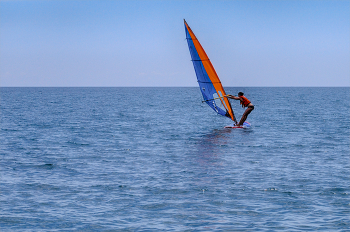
(227, 92), (254, 126)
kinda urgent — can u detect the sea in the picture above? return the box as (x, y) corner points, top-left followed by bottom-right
(1, 87), (349, 231)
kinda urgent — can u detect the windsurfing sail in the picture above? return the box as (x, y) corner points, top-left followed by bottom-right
(184, 20), (236, 122)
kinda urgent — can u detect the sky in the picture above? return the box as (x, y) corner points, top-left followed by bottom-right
(1, 0), (349, 87)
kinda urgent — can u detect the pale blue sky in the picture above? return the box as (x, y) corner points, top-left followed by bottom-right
(1, 0), (349, 87)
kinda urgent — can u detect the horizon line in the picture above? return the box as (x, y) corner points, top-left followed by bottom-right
(1, 86), (349, 88)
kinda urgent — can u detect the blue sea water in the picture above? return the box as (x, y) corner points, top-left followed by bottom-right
(1, 87), (349, 231)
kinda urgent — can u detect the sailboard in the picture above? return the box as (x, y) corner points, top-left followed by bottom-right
(224, 121), (251, 129)
(184, 19), (238, 124)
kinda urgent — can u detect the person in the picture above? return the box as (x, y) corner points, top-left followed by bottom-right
(227, 92), (254, 126)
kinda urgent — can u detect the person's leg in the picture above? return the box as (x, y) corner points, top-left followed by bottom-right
(238, 107), (253, 125)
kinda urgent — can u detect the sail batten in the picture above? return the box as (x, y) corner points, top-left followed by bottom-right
(184, 20), (236, 122)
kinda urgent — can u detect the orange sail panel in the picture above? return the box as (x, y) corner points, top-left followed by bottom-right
(184, 20), (236, 121)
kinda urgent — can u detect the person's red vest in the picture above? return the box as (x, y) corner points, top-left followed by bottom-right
(240, 96), (251, 107)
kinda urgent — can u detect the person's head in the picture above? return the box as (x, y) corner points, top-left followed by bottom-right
(238, 92), (244, 97)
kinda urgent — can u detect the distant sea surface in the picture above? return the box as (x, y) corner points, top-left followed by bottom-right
(1, 87), (349, 231)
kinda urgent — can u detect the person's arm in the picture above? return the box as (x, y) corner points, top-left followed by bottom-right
(227, 95), (241, 100)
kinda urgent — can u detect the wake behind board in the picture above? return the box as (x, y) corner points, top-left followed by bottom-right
(225, 122), (251, 129)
